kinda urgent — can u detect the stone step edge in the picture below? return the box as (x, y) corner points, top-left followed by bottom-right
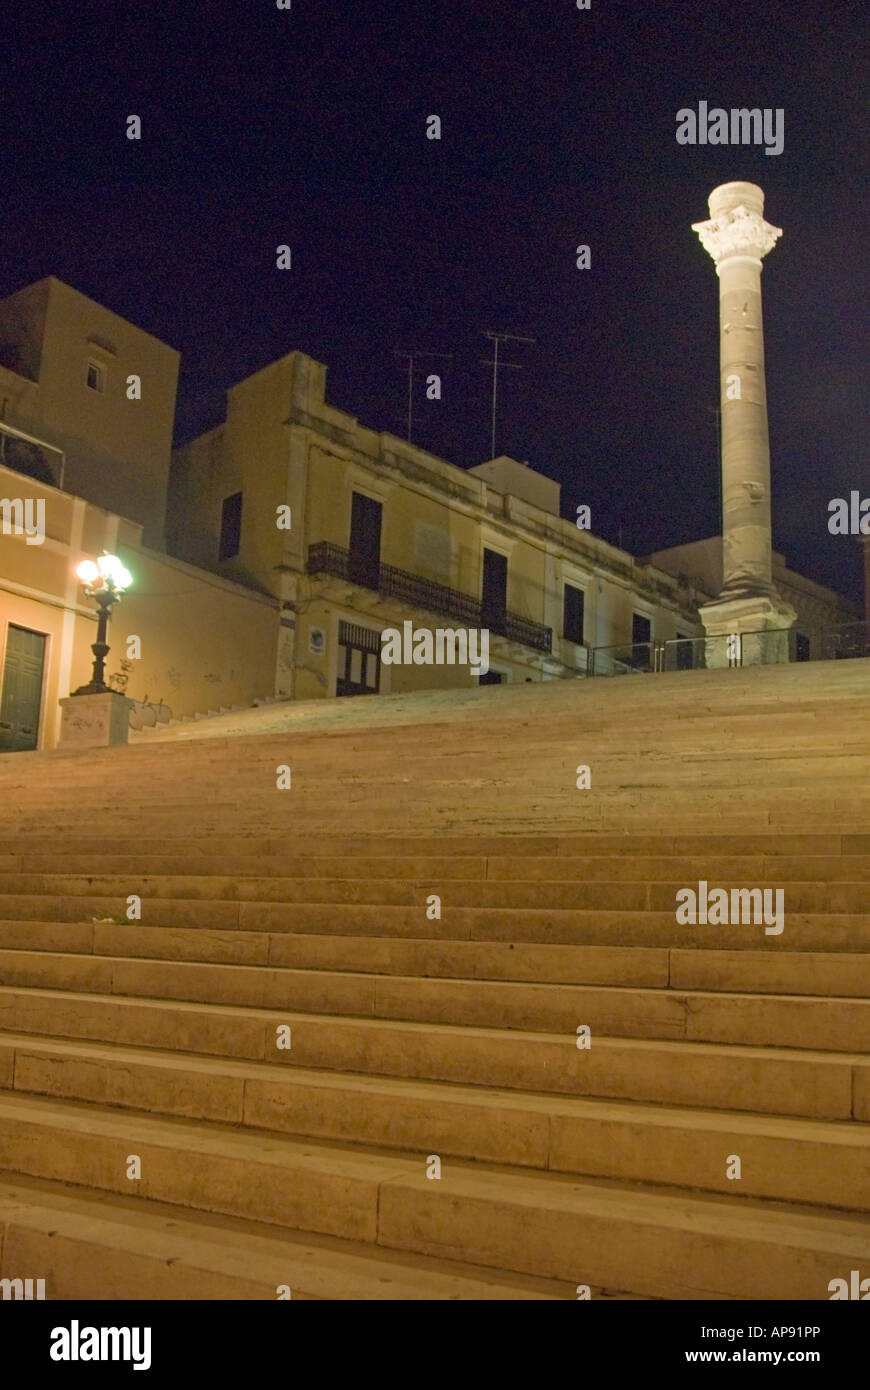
(1, 837), (866, 852)
(0, 1173), (582, 1301)
(2, 897), (867, 927)
(5, 872), (870, 892)
(1, 990), (868, 1070)
(1, 1030), (867, 1150)
(5, 954), (870, 1014)
(1, 1090), (869, 1266)
(6, 929), (870, 989)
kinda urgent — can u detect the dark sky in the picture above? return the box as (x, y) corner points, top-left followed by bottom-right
(2, 0), (867, 605)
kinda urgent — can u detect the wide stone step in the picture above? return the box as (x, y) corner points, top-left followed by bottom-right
(0, 1091), (866, 1299)
(1, 1032), (868, 1209)
(5, 778), (867, 805)
(0, 872), (865, 914)
(3, 852), (870, 883)
(0, 856), (491, 881)
(0, 987), (868, 1119)
(0, 923), (669, 986)
(0, 896), (866, 951)
(3, 952), (870, 1048)
(5, 789), (867, 814)
(6, 927), (870, 996)
(10, 921), (870, 994)
(0, 1174), (575, 1300)
(5, 795), (861, 822)
(0, 833), (863, 856)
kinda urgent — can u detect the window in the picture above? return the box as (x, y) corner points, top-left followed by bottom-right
(219, 492), (242, 561)
(563, 584), (584, 645)
(795, 632), (810, 662)
(632, 612), (651, 646)
(348, 492), (382, 589)
(481, 549), (508, 632)
(86, 359), (105, 393)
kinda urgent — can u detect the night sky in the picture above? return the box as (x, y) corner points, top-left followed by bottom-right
(2, 0), (867, 605)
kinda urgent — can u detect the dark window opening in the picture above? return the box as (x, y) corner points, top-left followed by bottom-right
(563, 584), (585, 645)
(481, 548), (507, 633)
(348, 492), (382, 589)
(86, 360), (105, 392)
(219, 491), (242, 561)
(795, 632), (811, 662)
(632, 612), (651, 646)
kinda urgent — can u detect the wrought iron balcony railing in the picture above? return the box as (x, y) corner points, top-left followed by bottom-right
(306, 542), (553, 653)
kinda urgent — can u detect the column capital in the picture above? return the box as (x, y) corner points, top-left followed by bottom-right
(693, 203), (782, 267)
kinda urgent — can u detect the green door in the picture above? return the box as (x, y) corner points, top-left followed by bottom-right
(0, 625), (47, 752)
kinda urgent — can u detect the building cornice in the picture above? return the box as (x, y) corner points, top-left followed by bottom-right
(291, 413), (691, 616)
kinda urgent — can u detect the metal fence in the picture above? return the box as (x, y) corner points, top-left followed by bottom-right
(590, 622), (870, 677)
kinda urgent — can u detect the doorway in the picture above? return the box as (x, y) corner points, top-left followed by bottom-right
(336, 620), (381, 696)
(0, 624), (47, 752)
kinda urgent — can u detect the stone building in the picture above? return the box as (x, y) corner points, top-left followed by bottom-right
(0, 277), (179, 548)
(167, 351), (704, 699)
(650, 537), (858, 662)
(0, 279), (276, 752)
(0, 275), (860, 751)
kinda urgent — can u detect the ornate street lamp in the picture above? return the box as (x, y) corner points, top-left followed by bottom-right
(72, 553), (133, 695)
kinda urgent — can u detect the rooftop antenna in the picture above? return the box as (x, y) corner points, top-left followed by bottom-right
(394, 350), (452, 444)
(479, 331), (535, 459)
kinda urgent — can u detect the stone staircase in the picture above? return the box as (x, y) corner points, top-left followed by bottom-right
(128, 692), (290, 739)
(0, 659), (868, 1299)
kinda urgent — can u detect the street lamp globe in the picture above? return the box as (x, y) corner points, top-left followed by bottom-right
(72, 552), (134, 695)
(76, 559), (100, 585)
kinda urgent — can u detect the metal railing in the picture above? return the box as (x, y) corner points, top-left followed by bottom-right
(591, 623), (870, 676)
(591, 642), (658, 676)
(307, 542), (553, 653)
(818, 622), (870, 661)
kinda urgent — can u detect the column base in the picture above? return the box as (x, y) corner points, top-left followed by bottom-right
(58, 692), (134, 749)
(698, 594), (797, 668)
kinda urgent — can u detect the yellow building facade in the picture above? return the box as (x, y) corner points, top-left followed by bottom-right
(169, 351), (704, 700)
(0, 277), (179, 548)
(0, 278), (277, 752)
(0, 460), (278, 751)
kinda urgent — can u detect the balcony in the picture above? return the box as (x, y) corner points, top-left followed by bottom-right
(306, 542), (553, 653)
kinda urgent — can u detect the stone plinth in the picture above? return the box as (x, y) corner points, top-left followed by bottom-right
(698, 593), (796, 667)
(58, 692), (133, 749)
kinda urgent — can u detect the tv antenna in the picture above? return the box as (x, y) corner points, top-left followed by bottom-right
(479, 331), (535, 459)
(394, 350), (452, 444)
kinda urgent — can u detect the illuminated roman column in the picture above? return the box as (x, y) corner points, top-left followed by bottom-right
(692, 181), (796, 660)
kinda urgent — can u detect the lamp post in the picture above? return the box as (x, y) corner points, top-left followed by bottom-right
(72, 553), (132, 695)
